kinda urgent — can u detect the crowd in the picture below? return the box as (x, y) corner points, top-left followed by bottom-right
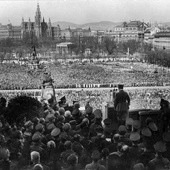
(1, 88), (170, 110)
(0, 62), (170, 90)
(0, 88), (170, 170)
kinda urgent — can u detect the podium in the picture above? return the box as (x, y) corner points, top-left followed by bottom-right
(102, 102), (118, 122)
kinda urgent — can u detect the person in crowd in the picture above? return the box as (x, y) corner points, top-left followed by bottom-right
(147, 141), (170, 170)
(114, 84), (130, 125)
(85, 150), (106, 170)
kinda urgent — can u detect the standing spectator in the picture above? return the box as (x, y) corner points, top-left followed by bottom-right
(85, 150), (106, 170)
(148, 141), (170, 170)
(114, 84), (130, 125)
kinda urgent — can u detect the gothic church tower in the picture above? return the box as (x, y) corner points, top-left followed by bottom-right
(35, 3), (42, 38)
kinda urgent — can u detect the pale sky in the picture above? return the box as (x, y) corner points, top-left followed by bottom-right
(0, 0), (170, 25)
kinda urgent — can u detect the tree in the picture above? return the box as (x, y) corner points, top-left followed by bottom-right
(104, 37), (117, 55)
(6, 95), (43, 124)
(122, 40), (140, 55)
(0, 52), (5, 63)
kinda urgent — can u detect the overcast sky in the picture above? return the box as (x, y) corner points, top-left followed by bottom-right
(0, 0), (170, 25)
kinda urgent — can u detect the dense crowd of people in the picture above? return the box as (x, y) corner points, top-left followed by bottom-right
(0, 84), (170, 170)
(0, 62), (170, 90)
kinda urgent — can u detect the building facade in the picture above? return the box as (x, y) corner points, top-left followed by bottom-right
(111, 21), (149, 42)
(153, 32), (170, 50)
(21, 3), (53, 39)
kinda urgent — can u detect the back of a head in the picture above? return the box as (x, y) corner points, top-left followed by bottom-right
(33, 164), (43, 170)
(133, 163), (145, 170)
(31, 151), (40, 163)
(67, 154), (78, 166)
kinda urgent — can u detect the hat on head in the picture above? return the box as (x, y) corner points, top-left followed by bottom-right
(73, 100), (78, 105)
(25, 121), (33, 128)
(132, 120), (141, 129)
(148, 122), (158, 132)
(51, 127), (61, 137)
(118, 84), (124, 89)
(130, 132), (140, 141)
(63, 123), (71, 132)
(39, 118), (45, 124)
(65, 110), (71, 117)
(35, 123), (44, 131)
(113, 133), (121, 141)
(47, 140), (56, 148)
(64, 140), (72, 148)
(69, 120), (76, 126)
(133, 163), (145, 170)
(32, 133), (41, 141)
(67, 154), (78, 165)
(91, 150), (101, 160)
(93, 109), (102, 119)
(118, 125), (127, 134)
(126, 118), (134, 126)
(47, 123), (56, 131)
(163, 132), (170, 142)
(82, 118), (89, 124)
(141, 127), (152, 137)
(59, 108), (65, 115)
(73, 102), (80, 108)
(154, 141), (167, 153)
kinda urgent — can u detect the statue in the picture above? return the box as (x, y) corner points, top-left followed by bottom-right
(41, 72), (56, 107)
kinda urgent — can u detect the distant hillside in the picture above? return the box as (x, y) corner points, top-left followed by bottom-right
(81, 21), (121, 31)
(52, 21), (79, 29)
(52, 21), (121, 30)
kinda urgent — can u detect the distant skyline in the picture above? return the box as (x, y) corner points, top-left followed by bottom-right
(0, 0), (170, 25)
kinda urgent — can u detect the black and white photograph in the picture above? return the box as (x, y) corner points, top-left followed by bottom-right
(0, 0), (170, 169)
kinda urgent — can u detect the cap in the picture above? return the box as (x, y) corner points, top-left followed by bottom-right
(148, 122), (158, 132)
(126, 118), (134, 126)
(51, 128), (61, 137)
(35, 123), (44, 131)
(24, 121), (33, 128)
(118, 84), (124, 89)
(63, 123), (71, 132)
(69, 120), (76, 126)
(73, 100), (78, 105)
(130, 132), (140, 141)
(47, 140), (56, 148)
(141, 127), (152, 137)
(65, 110), (71, 117)
(132, 120), (141, 129)
(118, 125), (127, 133)
(32, 133), (41, 141)
(154, 141), (167, 152)
(47, 123), (56, 131)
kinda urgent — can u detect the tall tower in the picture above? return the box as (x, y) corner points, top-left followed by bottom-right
(35, 3), (42, 38)
(21, 17), (25, 39)
(48, 18), (52, 37)
(28, 18), (31, 32)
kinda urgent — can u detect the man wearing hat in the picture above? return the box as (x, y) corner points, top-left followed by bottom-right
(114, 84), (130, 125)
(148, 141), (170, 170)
(85, 150), (106, 170)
